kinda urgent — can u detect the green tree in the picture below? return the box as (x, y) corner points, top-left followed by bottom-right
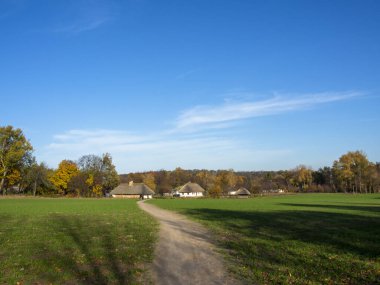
(25, 162), (54, 196)
(67, 172), (90, 197)
(101, 153), (119, 193)
(77, 153), (119, 196)
(0, 126), (33, 195)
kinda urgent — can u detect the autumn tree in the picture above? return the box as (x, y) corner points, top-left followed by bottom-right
(215, 169), (237, 195)
(142, 172), (156, 192)
(124, 173), (143, 183)
(86, 172), (103, 196)
(246, 174), (262, 194)
(292, 165), (313, 192)
(0, 126), (33, 195)
(49, 160), (79, 195)
(208, 183), (222, 198)
(195, 170), (215, 193)
(170, 167), (191, 188)
(76, 153), (119, 196)
(6, 169), (22, 189)
(332, 151), (372, 193)
(156, 170), (171, 195)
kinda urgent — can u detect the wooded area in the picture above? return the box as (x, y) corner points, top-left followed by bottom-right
(122, 154), (380, 197)
(0, 126), (119, 196)
(1, 125), (379, 196)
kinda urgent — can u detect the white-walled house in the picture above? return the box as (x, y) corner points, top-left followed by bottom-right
(110, 181), (155, 199)
(173, 182), (205, 198)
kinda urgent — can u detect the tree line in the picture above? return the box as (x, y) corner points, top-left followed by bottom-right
(122, 155), (380, 197)
(0, 126), (119, 196)
(1, 125), (379, 197)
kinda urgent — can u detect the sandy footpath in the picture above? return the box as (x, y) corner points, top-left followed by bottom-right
(138, 201), (241, 285)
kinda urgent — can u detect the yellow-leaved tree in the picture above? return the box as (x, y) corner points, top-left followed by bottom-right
(85, 173), (103, 196)
(143, 172), (156, 192)
(49, 160), (79, 195)
(292, 165), (313, 191)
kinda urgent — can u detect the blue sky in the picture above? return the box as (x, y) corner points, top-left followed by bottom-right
(1, 0), (379, 173)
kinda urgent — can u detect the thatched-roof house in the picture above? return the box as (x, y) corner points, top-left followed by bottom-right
(235, 187), (251, 197)
(173, 182), (205, 198)
(110, 181), (155, 199)
(228, 187), (251, 197)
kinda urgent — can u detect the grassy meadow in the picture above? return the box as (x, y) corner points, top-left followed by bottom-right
(149, 194), (380, 285)
(0, 198), (158, 284)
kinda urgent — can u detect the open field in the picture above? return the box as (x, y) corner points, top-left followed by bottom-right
(0, 198), (158, 284)
(149, 194), (380, 285)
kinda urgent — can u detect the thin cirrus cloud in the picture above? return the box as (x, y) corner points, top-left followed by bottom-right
(43, 129), (243, 171)
(54, 18), (110, 34)
(44, 128), (292, 172)
(175, 91), (363, 130)
(51, 0), (116, 34)
(48, 129), (235, 154)
(42, 91), (363, 171)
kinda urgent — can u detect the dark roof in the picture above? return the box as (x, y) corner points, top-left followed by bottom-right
(236, 187), (251, 195)
(110, 183), (155, 195)
(178, 182), (205, 193)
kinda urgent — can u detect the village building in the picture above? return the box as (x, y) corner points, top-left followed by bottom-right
(227, 187), (237, 196)
(235, 187), (251, 197)
(110, 181), (155, 199)
(262, 189), (285, 194)
(173, 182), (205, 198)
(229, 187), (251, 198)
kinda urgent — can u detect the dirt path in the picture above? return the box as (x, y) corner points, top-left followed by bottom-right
(138, 201), (240, 285)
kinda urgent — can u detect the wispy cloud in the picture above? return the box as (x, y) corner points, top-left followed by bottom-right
(40, 90), (365, 172)
(54, 18), (110, 34)
(47, 129), (234, 154)
(41, 128), (292, 172)
(42, 128), (253, 172)
(51, 0), (117, 34)
(176, 91), (363, 130)
(176, 69), (199, 80)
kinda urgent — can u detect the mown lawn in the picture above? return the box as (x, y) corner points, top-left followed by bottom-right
(0, 198), (158, 285)
(149, 194), (380, 285)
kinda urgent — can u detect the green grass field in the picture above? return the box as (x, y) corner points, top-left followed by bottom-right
(149, 194), (380, 285)
(0, 198), (158, 284)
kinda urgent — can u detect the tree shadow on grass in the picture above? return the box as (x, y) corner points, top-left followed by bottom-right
(280, 203), (380, 214)
(182, 207), (380, 284)
(185, 208), (380, 257)
(31, 214), (138, 285)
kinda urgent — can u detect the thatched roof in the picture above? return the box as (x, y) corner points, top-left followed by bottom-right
(110, 183), (155, 195)
(178, 182), (205, 193)
(235, 187), (251, 195)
